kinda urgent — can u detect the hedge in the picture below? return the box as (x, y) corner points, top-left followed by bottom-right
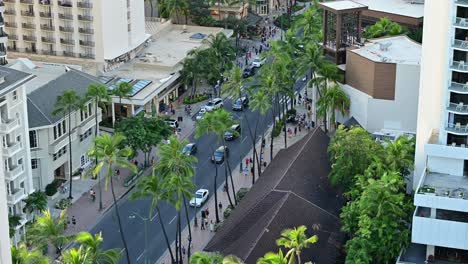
(183, 94), (209, 105)
(45, 179), (62, 196)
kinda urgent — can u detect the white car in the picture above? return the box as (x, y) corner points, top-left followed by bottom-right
(196, 108), (206, 120)
(204, 98), (223, 112)
(251, 57), (266, 68)
(189, 189), (209, 207)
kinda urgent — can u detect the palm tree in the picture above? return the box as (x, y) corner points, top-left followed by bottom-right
(87, 133), (137, 264)
(204, 33), (235, 75)
(250, 90), (272, 179)
(52, 90), (85, 199)
(223, 66), (244, 100)
(181, 57), (202, 98)
(22, 191), (47, 221)
(364, 17), (404, 39)
(86, 84), (111, 211)
(11, 244), (50, 264)
(223, 255), (245, 264)
(59, 246), (92, 264)
(8, 214), (21, 238)
(257, 251), (288, 264)
(293, 0), (322, 41)
(74, 231), (121, 264)
(160, 0), (189, 24)
(112, 82), (132, 124)
(384, 135), (415, 176)
(28, 210), (70, 255)
(276, 225), (318, 264)
(315, 84), (349, 132)
(132, 172), (175, 264)
(189, 252), (223, 264)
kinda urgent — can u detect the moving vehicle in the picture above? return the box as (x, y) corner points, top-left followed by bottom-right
(164, 119), (178, 128)
(182, 143), (197, 155)
(232, 96), (249, 111)
(189, 189), (209, 207)
(243, 67), (255, 78)
(204, 98), (223, 112)
(195, 108), (206, 121)
(211, 146), (229, 163)
(252, 57), (266, 68)
(224, 124), (241, 141)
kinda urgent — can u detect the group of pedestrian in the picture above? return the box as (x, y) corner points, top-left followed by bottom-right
(200, 208), (215, 232)
(89, 188), (96, 202)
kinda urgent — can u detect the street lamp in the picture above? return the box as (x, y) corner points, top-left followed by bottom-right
(129, 211), (149, 264)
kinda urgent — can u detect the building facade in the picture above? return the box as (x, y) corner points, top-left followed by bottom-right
(3, 0), (148, 68)
(410, 0), (468, 262)
(0, 160), (12, 264)
(0, 2), (8, 65)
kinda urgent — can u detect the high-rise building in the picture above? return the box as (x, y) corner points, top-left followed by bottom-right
(2, 0), (149, 69)
(0, 1), (8, 65)
(0, 161), (12, 264)
(411, 0), (468, 262)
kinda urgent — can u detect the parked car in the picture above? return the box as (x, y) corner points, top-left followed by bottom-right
(204, 98), (223, 111)
(164, 119), (178, 128)
(243, 67), (255, 78)
(182, 143), (197, 155)
(232, 96), (249, 111)
(189, 189), (209, 207)
(195, 108), (206, 121)
(211, 146), (229, 163)
(224, 124), (241, 141)
(252, 57), (266, 68)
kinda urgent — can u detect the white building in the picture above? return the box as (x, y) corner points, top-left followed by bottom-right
(0, 162), (12, 264)
(402, 0), (468, 262)
(3, 0), (149, 69)
(336, 35), (421, 135)
(0, 2), (8, 66)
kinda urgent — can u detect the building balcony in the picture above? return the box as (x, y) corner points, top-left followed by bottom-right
(42, 50), (57, 55)
(19, 0), (34, 4)
(0, 2), (4, 13)
(41, 36), (55, 43)
(0, 118), (19, 134)
(449, 81), (468, 94)
(58, 0), (72, 7)
(22, 35), (37, 42)
(0, 49), (7, 57)
(454, 39), (468, 51)
(4, 9), (15, 15)
(62, 51), (75, 57)
(3, 0), (15, 3)
(0, 32), (8, 43)
(58, 13), (73, 20)
(39, 0), (51, 5)
(4, 165), (23, 181)
(20, 11), (35, 17)
(446, 122), (468, 135)
(59, 26), (74, 32)
(79, 40), (94, 47)
(60, 38), (74, 45)
(21, 23), (36, 30)
(77, 1), (92, 8)
(78, 27), (93, 34)
(451, 61), (468, 73)
(77, 15), (93, 21)
(455, 17), (468, 29)
(39, 12), (52, 18)
(447, 102), (468, 114)
(40, 24), (54, 31)
(456, 0), (468, 7)
(5, 22), (17, 28)
(79, 53), (95, 59)
(7, 188), (26, 205)
(8, 34), (17, 40)
(3, 141), (21, 157)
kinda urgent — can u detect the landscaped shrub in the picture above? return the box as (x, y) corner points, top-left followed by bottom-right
(54, 198), (71, 210)
(236, 188), (250, 202)
(183, 94), (209, 105)
(223, 207), (233, 219)
(272, 117), (285, 138)
(45, 179), (61, 196)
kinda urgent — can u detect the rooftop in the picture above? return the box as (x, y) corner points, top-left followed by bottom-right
(0, 66), (34, 97)
(319, 0), (367, 11)
(353, 0), (424, 18)
(351, 35), (421, 65)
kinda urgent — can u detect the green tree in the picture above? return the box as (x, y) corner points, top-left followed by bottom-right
(59, 246), (92, 264)
(112, 82), (132, 124)
(223, 255), (245, 264)
(316, 84), (350, 132)
(87, 133), (137, 264)
(189, 252), (223, 264)
(293, 0), (322, 42)
(115, 113), (171, 167)
(203, 33), (235, 77)
(52, 90), (85, 199)
(276, 225), (318, 264)
(74, 231), (121, 264)
(8, 214), (21, 238)
(160, 0), (189, 24)
(257, 251), (288, 264)
(132, 172), (175, 264)
(28, 210), (71, 255)
(223, 66), (245, 100)
(11, 244), (50, 264)
(364, 17), (404, 39)
(22, 191), (47, 221)
(384, 135), (415, 176)
(181, 56), (203, 97)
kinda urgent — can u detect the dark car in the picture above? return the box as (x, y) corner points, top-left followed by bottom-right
(243, 67), (255, 78)
(224, 124), (241, 141)
(211, 146), (229, 164)
(232, 96), (249, 111)
(182, 143), (197, 155)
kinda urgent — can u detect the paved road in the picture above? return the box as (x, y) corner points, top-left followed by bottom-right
(90, 75), (308, 264)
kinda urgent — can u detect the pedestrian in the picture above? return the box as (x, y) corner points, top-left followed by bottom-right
(72, 216), (76, 226)
(182, 246), (186, 257)
(223, 184), (227, 192)
(245, 157), (249, 168)
(205, 208), (209, 218)
(89, 189), (95, 202)
(116, 169), (120, 177)
(249, 157), (253, 165)
(294, 126), (297, 136)
(287, 128), (293, 138)
(135, 160), (139, 168)
(298, 124), (302, 133)
(209, 220), (215, 232)
(201, 219), (205, 230)
(218, 202), (223, 211)
(170, 102), (174, 112)
(201, 210), (206, 220)
(244, 166), (249, 176)
(251, 166), (254, 177)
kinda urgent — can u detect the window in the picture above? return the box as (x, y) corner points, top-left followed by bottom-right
(80, 155), (85, 167)
(79, 128), (93, 142)
(80, 102), (93, 122)
(31, 159), (38, 169)
(12, 91), (17, 101)
(53, 120), (67, 140)
(29, 130), (38, 148)
(53, 146), (67, 161)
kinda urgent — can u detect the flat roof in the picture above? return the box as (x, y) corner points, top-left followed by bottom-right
(351, 35), (421, 65)
(353, 0), (424, 18)
(319, 0), (367, 11)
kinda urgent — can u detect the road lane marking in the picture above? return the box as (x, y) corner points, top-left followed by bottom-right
(151, 213), (159, 221)
(169, 216), (177, 224)
(137, 251), (145, 262)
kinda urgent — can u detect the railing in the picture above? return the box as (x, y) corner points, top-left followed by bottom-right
(0, 118), (19, 133)
(60, 38), (74, 45)
(447, 122), (468, 134)
(78, 28), (94, 34)
(39, 11), (52, 18)
(79, 40), (94, 47)
(78, 15), (93, 21)
(39, 0), (51, 4)
(77, 1), (92, 8)
(7, 188), (25, 204)
(40, 24), (54, 31)
(455, 17), (468, 28)
(3, 0), (15, 3)
(59, 26), (74, 32)
(42, 50), (56, 55)
(447, 102), (468, 113)
(452, 61), (468, 71)
(5, 165), (23, 181)
(4, 9), (16, 15)
(454, 39), (468, 50)
(22, 35), (37, 42)
(62, 51), (75, 57)
(3, 141), (21, 156)
(79, 53), (95, 59)
(41, 36), (55, 43)
(5, 22), (16, 28)
(0, 50), (7, 56)
(8, 34), (17, 40)
(58, 13), (73, 20)
(20, 11), (35, 17)
(19, 0), (33, 4)
(58, 0), (72, 7)
(21, 23), (35, 29)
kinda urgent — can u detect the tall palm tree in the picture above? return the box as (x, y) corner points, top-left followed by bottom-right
(160, 0), (189, 24)
(250, 90), (272, 179)
(87, 133), (137, 264)
(74, 231), (121, 264)
(223, 66), (244, 100)
(11, 244), (50, 264)
(315, 84), (349, 133)
(132, 172), (175, 264)
(112, 82), (132, 124)
(293, 0), (322, 41)
(28, 210), (71, 255)
(22, 191), (47, 221)
(181, 57), (202, 98)
(59, 246), (92, 264)
(204, 33), (235, 75)
(52, 90), (85, 199)
(276, 225), (318, 264)
(86, 84), (111, 211)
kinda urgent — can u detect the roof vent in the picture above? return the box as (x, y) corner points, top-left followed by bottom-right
(379, 42), (392, 51)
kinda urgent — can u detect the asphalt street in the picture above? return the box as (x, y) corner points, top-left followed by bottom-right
(90, 74), (308, 264)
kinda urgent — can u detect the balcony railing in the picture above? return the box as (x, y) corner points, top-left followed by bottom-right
(40, 24), (54, 31)
(58, 13), (73, 20)
(456, 0), (468, 6)
(446, 122), (468, 135)
(22, 23), (36, 29)
(41, 36), (55, 43)
(63, 51), (75, 57)
(3, 141), (21, 157)
(455, 17), (468, 28)
(78, 28), (94, 34)
(0, 118), (19, 133)
(451, 61), (468, 72)
(5, 165), (23, 181)
(7, 188), (25, 204)
(58, 0), (72, 7)
(39, 0), (51, 4)
(20, 11), (35, 17)
(78, 15), (93, 21)
(59, 26), (74, 32)
(77, 1), (92, 8)
(42, 50), (57, 55)
(454, 39), (468, 50)
(0, 49), (7, 56)
(79, 40), (94, 47)
(3, 0), (15, 3)
(8, 34), (17, 40)
(39, 11), (52, 18)
(60, 38), (74, 45)
(447, 102), (468, 114)
(4, 22), (17, 28)
(79, 53), (95, 59)
(22, 35), (37, 42)
(19, 0), (33, 4)
(4, 10), (16, 15)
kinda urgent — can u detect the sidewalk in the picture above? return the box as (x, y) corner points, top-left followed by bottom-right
(157, 95), (311, 264)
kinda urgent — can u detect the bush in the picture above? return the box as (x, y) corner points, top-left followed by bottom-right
(223, 207), (233, 219)
(286, 108), (297, 117)
(272, 117), (285, 138)
(183, 94), (209, 105)
(214, 222), (223, 232)
(236, 187), (250, 202)
(45, 179), (61, 196)
(54, 198), (71, 210)
(293, 5), (304, 12)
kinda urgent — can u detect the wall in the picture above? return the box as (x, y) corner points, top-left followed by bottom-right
(0, 149), (12, 264)
(98, 0), (129, 61)
(427, 156), (464, 176)
(412, 216), (468, 250)
(130, 0), (147, 47)
(361, 10), (423, 29)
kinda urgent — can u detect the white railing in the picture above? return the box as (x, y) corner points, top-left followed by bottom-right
(0, 118), (19, 133)
(7, 188), (24, 204)
(452, 61), (468, 71)
(447, 122), (468, 134)
(454, 39), (468, 49)
(5, 165), (23, 180)
(455, 17), (468, 28)
(448, 102), (468, 113)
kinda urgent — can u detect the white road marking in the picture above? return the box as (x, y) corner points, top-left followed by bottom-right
(151, 213), (159, 221)
(137, 251), (145, 261)
(169, 215), (177, 224)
